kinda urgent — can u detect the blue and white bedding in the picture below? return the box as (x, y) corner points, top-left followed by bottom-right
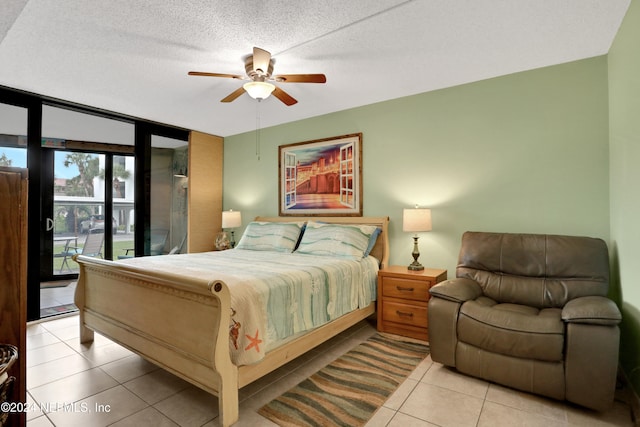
(116, 249), (379, 365)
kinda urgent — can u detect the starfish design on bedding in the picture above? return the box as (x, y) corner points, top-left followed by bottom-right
(245, 329), (263, 353)
(229, 308), (241, 350)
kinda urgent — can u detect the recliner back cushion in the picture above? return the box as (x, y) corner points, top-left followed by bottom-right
(456, 232), (609, 308)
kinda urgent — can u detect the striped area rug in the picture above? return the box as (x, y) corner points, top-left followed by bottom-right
(258, 333), (430, 426)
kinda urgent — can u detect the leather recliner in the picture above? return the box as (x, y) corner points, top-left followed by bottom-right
(428, 231), (622, 411)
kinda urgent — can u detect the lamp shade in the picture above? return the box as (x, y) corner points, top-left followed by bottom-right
(403, 208), (432, 233)
(222, 210), (242, 229)
(243, 81), (275, 100)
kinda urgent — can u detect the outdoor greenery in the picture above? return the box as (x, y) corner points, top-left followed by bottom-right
(63, 152), (99, 197)
(53, 239), (134, 273)
(0, 152), (11, 166)
(100, 162), (130, 198)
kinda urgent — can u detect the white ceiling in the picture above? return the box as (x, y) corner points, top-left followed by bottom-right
(0, 0), (631, 137)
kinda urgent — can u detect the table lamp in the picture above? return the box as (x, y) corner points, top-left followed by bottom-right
(221, 209), (242, 248)
(403, 206), (432, 271)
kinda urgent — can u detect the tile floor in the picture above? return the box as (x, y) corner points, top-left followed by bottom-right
(26, 314), (637, 427)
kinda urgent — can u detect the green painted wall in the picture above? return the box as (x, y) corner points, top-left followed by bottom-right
(224, 57), (609, 277)
(609, 0), (640, 394)
(218, 2), (640, 401)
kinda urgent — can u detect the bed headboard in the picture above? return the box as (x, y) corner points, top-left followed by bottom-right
(255, 216), (390, 268)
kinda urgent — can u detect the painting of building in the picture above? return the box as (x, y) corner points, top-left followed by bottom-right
(279, 134), (361, 216)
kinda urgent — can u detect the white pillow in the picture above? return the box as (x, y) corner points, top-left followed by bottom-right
(235, 221), (304, 253)
(295, 221), (379, 259)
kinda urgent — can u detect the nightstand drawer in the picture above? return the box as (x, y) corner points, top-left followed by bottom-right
(381, 277), (431, 301)
(382, 301), (428, 328)
(377, 266), (446, 341)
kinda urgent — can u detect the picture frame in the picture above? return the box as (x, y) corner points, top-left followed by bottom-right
(279, 133), (363, 216)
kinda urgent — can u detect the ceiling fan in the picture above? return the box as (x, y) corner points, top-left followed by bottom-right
(188, 46), (326, 106)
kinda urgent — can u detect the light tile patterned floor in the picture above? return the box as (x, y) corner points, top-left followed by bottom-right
(26, 314), (636, 426)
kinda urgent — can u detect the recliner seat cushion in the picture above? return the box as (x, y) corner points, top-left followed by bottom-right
(458, 298), (564, 361)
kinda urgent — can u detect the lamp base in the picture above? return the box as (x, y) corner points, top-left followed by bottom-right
(408, 235), (425, 271)
(407, 262), (425, 271)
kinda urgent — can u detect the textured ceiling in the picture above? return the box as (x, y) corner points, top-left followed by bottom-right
(0, 0), (631, 137)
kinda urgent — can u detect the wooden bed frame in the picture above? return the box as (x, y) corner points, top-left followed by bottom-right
(74, 216), (389, 426)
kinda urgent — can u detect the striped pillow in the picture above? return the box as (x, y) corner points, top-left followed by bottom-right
(235, 221), (304, 253)
(295, 221), (379, 259)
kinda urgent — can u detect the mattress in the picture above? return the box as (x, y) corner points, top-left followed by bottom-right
(116, 249), (379, 365)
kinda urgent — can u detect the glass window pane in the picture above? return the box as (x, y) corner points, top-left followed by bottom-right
(42, 105), (134, 145)
(0, 103), (27, 168)
(151, 136), (188, 256)
(114, 155), (134, 258)
(53, 150), (105, 274)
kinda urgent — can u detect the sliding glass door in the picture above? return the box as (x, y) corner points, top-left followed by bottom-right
(50, 150), (105, 275)
(39, 105), (135, 317)
(113, 154), (135, 258)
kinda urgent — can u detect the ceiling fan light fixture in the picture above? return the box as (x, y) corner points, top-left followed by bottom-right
(243, 81), (275, 100)
(189, 47), (325, 106)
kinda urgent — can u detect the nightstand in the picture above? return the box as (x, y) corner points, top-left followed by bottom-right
(377, 265), (447, 341)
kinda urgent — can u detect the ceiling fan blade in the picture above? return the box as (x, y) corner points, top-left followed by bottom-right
(188, 71), (244, 79)
(252, 47), (272, 75)
(273, 74), (327, 84)
(272, 86), (298, 106)
(220, 87), (246, 103)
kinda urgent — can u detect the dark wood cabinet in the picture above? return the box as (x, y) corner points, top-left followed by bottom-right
(0, 167), (27, 427)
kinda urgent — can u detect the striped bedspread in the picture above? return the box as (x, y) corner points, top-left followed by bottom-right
(116, 249), (379, 365)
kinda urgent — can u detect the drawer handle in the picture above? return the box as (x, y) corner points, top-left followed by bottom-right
(396, 310), (414, 317)
(396, 286), (415, 292)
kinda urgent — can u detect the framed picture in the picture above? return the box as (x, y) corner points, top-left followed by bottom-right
(279, 133), (363, 216)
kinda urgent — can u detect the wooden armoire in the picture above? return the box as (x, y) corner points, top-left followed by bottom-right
(0, 167), (27, 427)
(187, 131), (223, 253)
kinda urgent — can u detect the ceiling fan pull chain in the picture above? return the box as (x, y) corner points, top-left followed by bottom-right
(255, 100), (261, 161)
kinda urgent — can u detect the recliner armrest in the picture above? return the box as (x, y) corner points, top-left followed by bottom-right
(562, 296), (621, 325)
(429, 278), (483, 303)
